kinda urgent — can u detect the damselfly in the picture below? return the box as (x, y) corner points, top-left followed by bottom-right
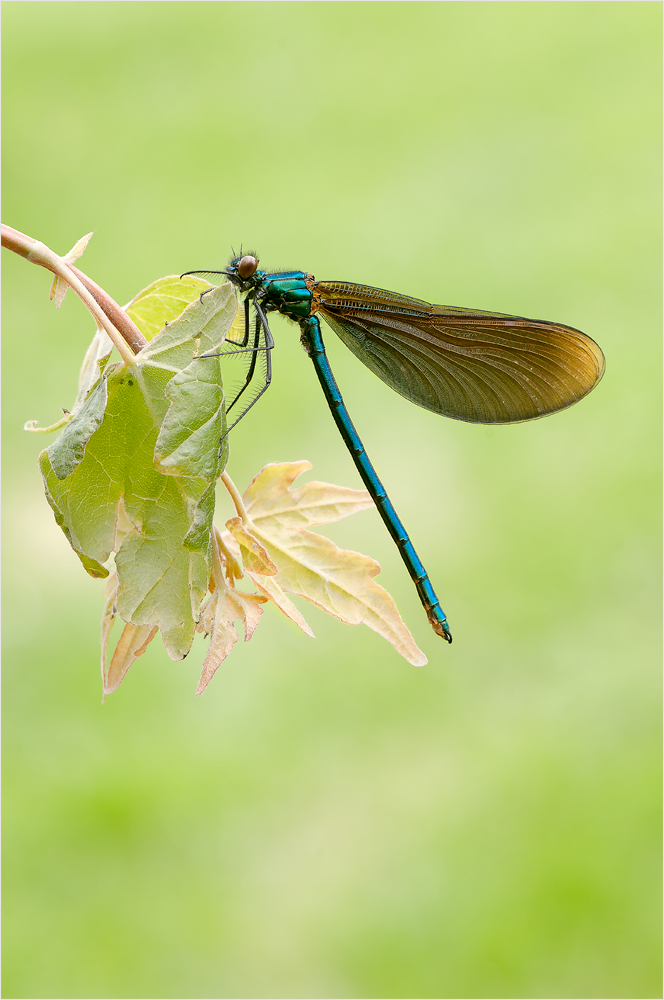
(184, 254), (605, 643)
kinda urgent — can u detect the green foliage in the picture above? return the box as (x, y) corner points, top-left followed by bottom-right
(40, 283), (232, 660)
(125, 274), (213, 341)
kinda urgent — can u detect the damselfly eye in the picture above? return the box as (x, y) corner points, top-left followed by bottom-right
(237, 255), (258, 279)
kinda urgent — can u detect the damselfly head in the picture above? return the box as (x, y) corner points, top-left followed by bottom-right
(226, 253), (259, 282)
(237, 254), (259, 278)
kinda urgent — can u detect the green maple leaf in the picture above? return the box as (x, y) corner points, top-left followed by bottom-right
(40, 280), (235, 663)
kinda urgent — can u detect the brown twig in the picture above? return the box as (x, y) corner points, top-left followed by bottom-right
(69, 264), (147, 353)
(1, 224), (147, 355)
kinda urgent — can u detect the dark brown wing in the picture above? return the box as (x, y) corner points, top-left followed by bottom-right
(314, 280), (605, 424)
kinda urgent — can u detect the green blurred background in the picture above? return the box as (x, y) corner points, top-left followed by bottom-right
(2, 3), (661, 998)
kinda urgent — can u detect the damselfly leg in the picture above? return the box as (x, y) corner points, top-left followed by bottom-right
(196, 295), (274, 442)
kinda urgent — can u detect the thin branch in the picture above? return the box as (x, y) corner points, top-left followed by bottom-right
(68, 265), (147, 353)
(1, 224), (147, 359)
(221, 471), (250, 521)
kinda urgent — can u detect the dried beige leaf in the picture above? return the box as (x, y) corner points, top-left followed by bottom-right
(247, 573), (316, 637)
(49, 231), (94, 308)
(226, 463), (427, 666)
(242, 459), (375, 529)
(63, 231), (94, 263)
(196, 582), (266, 694)
(225, 516), (278, 576)
(101, 571), (159, 695)
(104, 621), (159, 696)
(221, 528), (314, 637)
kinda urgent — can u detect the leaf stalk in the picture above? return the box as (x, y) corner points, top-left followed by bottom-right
(221, 470), (250, 521)
(1, 224), (146, 362)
